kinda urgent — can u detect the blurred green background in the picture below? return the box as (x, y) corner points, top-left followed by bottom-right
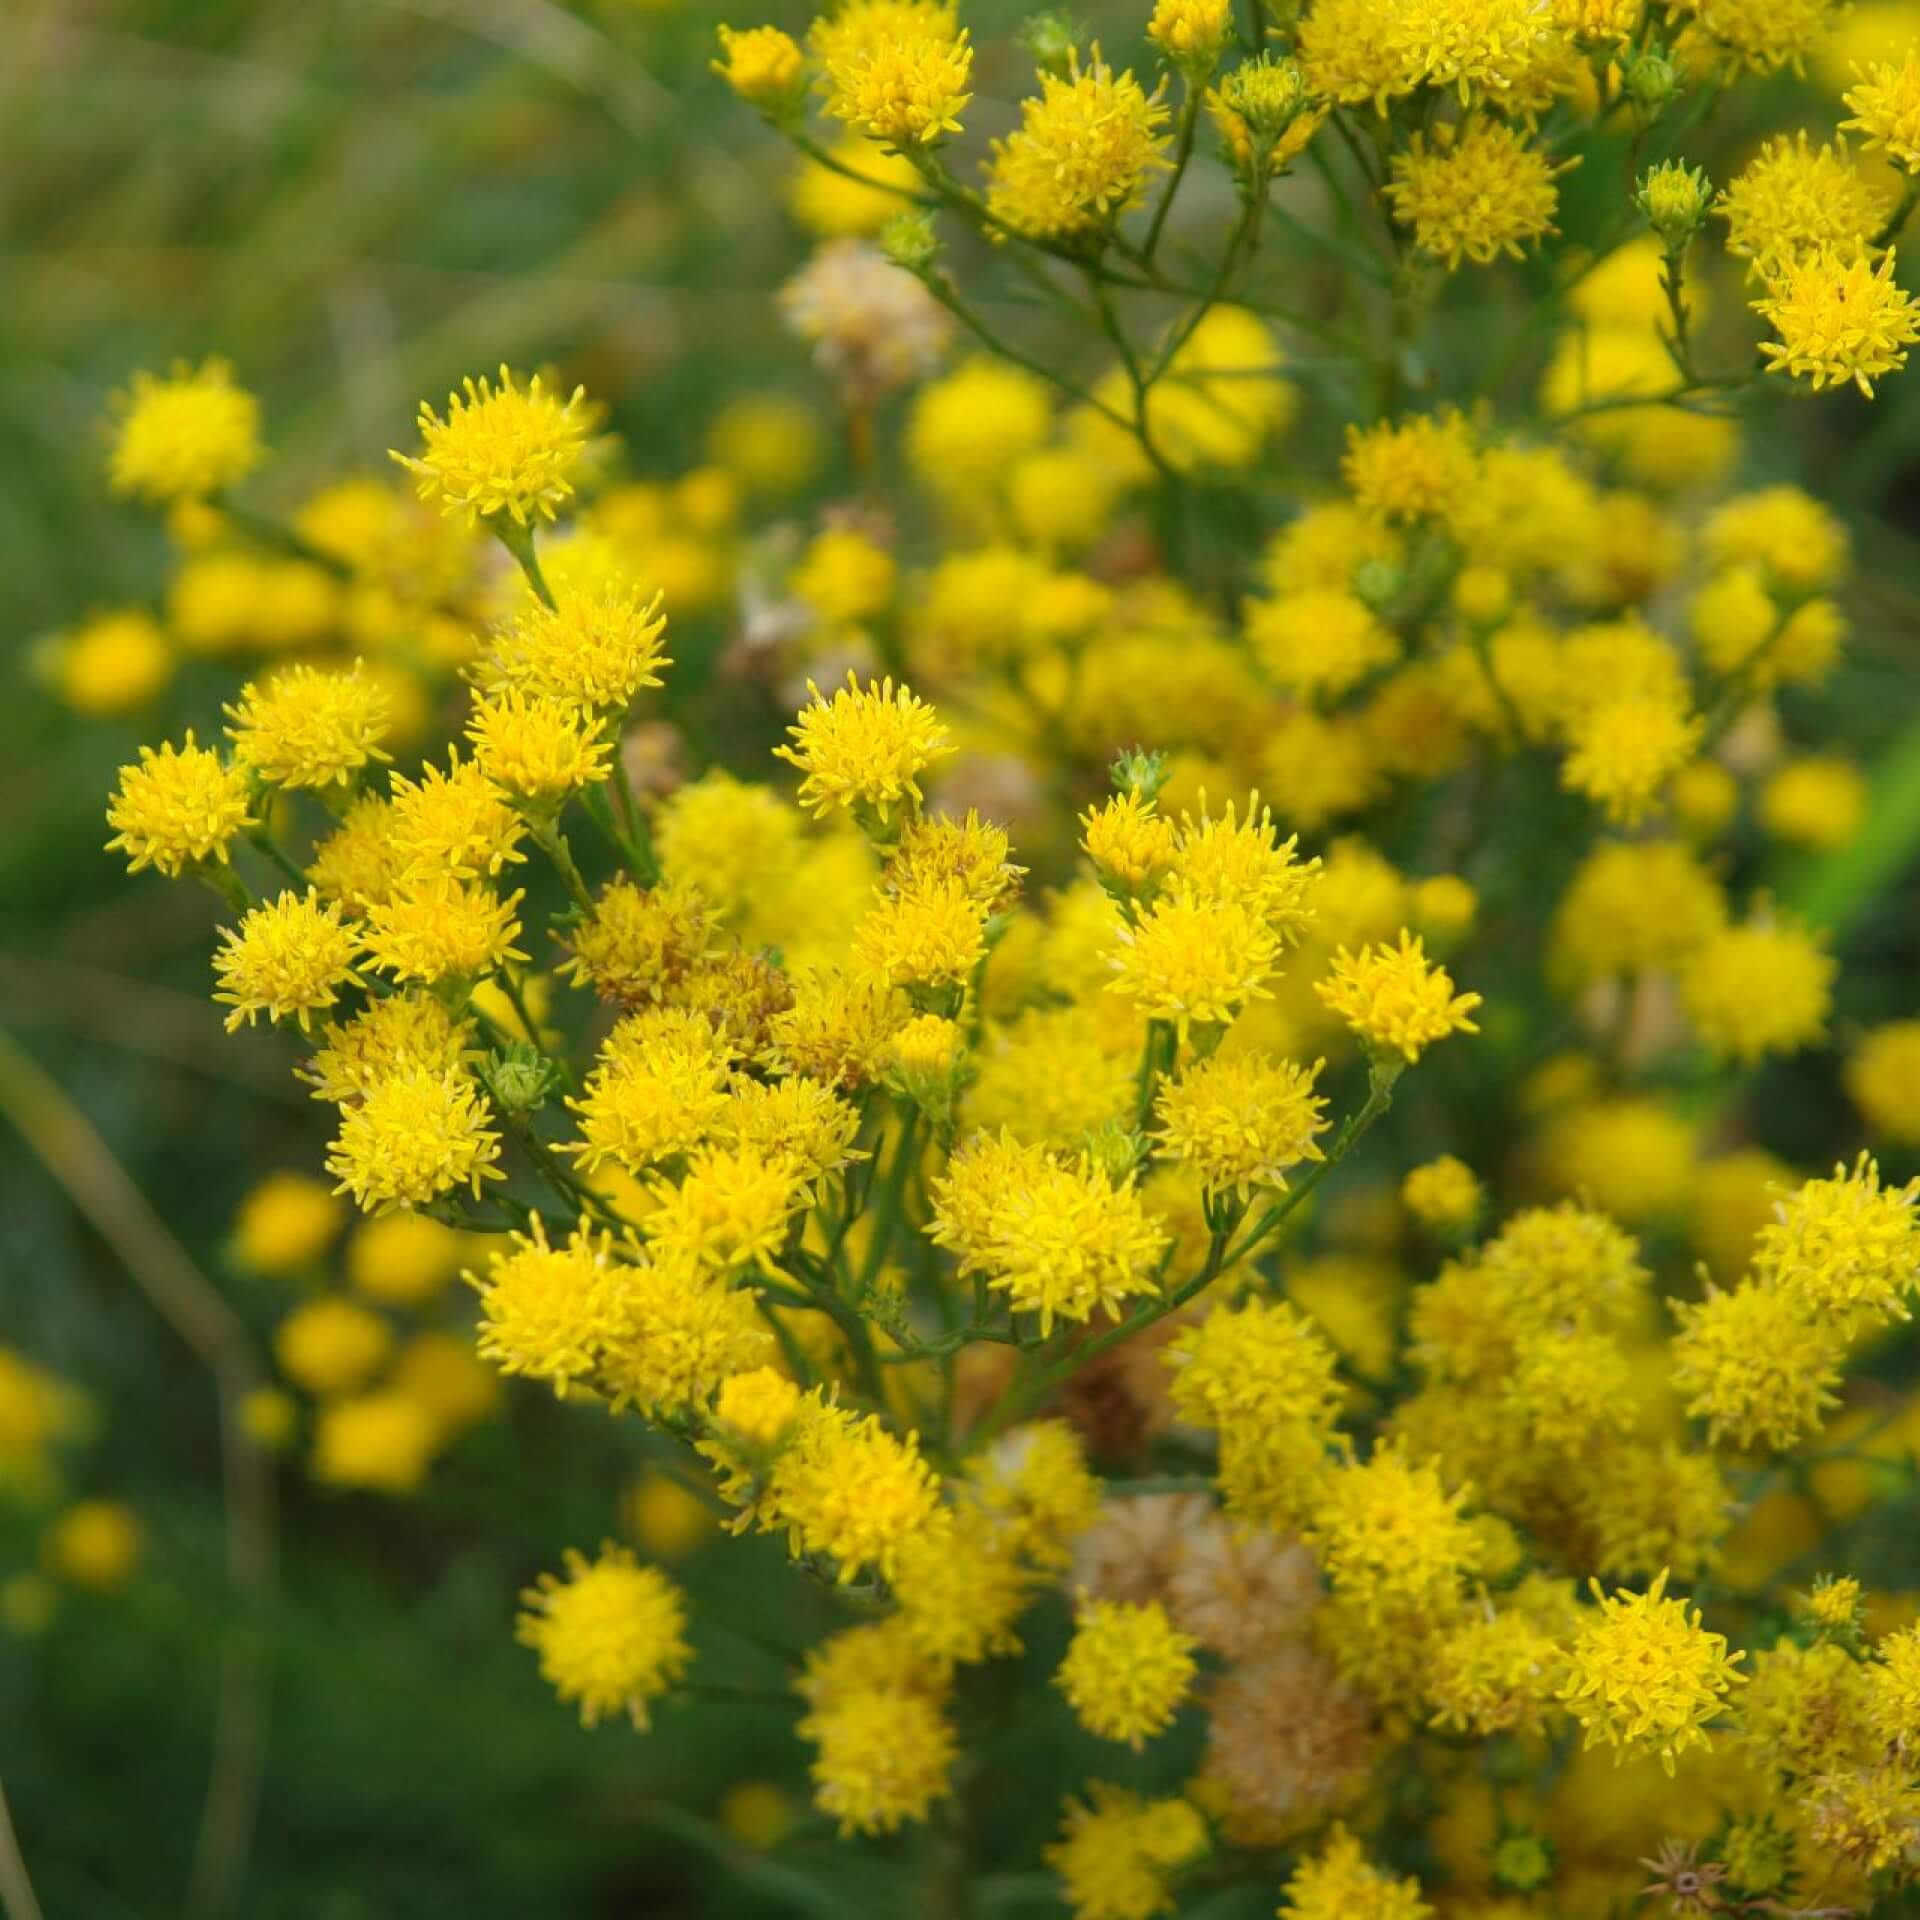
(7, 2), (1920, 1916)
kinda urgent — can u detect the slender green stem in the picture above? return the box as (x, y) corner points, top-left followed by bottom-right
(1144, 87), (1202, 263)
(856, 1106), (922, 1299)
(495, 518), (558, 611)
(789, 130), (936, 208)
(1874, 173), (1920, 250)
(247, 823), (308, 892)
(1658, 240), (1699, 382)
(528, 817), (598, 914)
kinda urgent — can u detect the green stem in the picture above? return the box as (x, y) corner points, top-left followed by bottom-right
(495, 518), (557, 612)
(214, 497), (352, 579)
(789, 130), (936, 208)
(856, 1105), (922, 1299)
(1658, 240), (1699, 382)
(528, 817), (598, 915)
(1873, 173), (1920, 250)
(247, 824), (308, 892)
(1144, 87), (1202, 263)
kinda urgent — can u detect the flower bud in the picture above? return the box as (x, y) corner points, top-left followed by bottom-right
(1016, 9), (1085, 76)
(712, 25), (807, 123)
(1637, 160), (1712, 245)
(1626, 45), (1681, 111)
(880, 210), (941, 275)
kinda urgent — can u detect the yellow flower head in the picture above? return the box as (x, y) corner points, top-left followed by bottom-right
(469, 1217), (626, 1396)
(1083, 790), (1178, 895)
(1402, 1154), (1483, 1233)
(567, 1007), (733, 1175)
(105, 732), (256, 877)
(1056, 1597), (1198, 1747)
(517, 1543), (691, 1728)
(598, 1254), (770, 1418)
(984, 48), (1171, 240)
(1560, 1570), (1745, 1773)
(824, 18), (973, 146)
(108, 358), (261, 504)
(1758, 246), (1920, 399)
(1758, 1153), (1920, 1327)
(213, 889), (363, 1032)
(301, 991), (473, 1105)
(1279, 1823), (1431, 1920)
(797, 1683), (955, 1836)
(1670, 1278), (1844, 1450)
(363, 877), (527, 987)
(775, 672), (953, 822)
(274, 1294), (393, 1397)
(1391, 0), (1561, 103)
(1682, 0), (1843, 74)
(1679, 914), (1834, 1063)
(1560, 690), (1702, 826)
(479, 580), (670, 714)
(1847, 1020), (1920, 1147)
(387, 752), (527, 880)
(226, 661), (392, 790)
(771, 1395), (943, 1584)
(1109, 893), (1283, 1036)
(1298, 0), (1418, 111)
(1844, 49), (1920, 172)
(1388, 120), (1568, 269)
(55, 607), (173, 717)
(1149, 0), (1233, 65)
(1154, 1050), (1328, 1199)
(41, 1499), (143, 1593)
(232, 1170), (344, 1276)
(1046, 1785), (1209, 1920)
(852, 877), (988, 991)
(713, 24), (807, 113)
(325, 1064), (503, 1213)
(1342, 411), (1478, 523)
(394, 366), (588, 526)
(1308, 1442), (1481, 1621)
(1715, 134), (1886, 284)
(466, 689), (611, 801)
(1316, 929), (1480, 1061)
(310, 1390), (440, 1495)
(646, 1145), (802, 1275)
(1248, 587), (1400, 701)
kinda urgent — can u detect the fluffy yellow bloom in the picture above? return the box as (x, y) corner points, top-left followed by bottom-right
(1109, 894), (1283, 1036)
(1342, 411), (1478, 523)
(1679, 915), (1834, 1062)
(1082, 792), (1178, 894)
(517, 1544), (691, 1728)
(105, 732), (256, 877)
(775, 672), (952, 822)
(1315, 929), (1480, 1061)
(930, 1137), (1168, 1334)
(723, 1077), (865, 1191)
(310, 1390), (439, 1494)
(363, 877), (527, 987)
(824, 17), (972, 146)
(771, 1397), (942, 1583)
(54, 607), (173, 716)
(1056, 1598), (1198, 1747)
(226, 662), (391, 790)
(1298, 0), (1417, 110)
(470, 1218), (625, 1396)
(1153, 1051), (1327, 1198)
(1207, 55), (1323, 180)
(274, 1295), (393, 1397)
(1757, 246), (1920, 399)
(1845, 50), (1920, 171)
(1550, 838), (1726, 985)
(232, 1170), (344, 1276)
(386, 754), (526, 880)
(301, 991), (472, 1105)
(394, 367), (588, 526)
(1560, 691), (1702, 825)
(851, 877), (988, 991)
(108, 358), (261, 503)
(347, 1210), (464, 1307)
(1758, 1154), (1920, 1327)
(1670, 1279), (1843, 1450)
(466, 690), (611, 800)
(1716, 135), (1886, 283)
(907, 357), (1053, 520)
(479, 581), (670, 714)
(984, 49), (1171, 240)
(1847, 1021), (1920, 1146)
(712, 24), (805, 112)
(566, 1008), (732, 1175)
(1402, 1155), (1482, 1233)
(1309, 1443), (1481, 1622)
(598, 1254), (770, 1418)
(645, 1146), (800, 1275)
(1388, 121), (1566, 269)
(213, 889), (362, 1032)
(1681, 0), (1842, 73)
(1560, 1570), (1745, 1773)
(798, 1683), (955, 1836)
(1704, 485), (1850, 594)
(790, 525), (897, 623)
(1279, 1823), (1431, 1920)
(326, 1065), (503, 1213)
(41, 1499), (143, 1593)
(1046, 1784), (1209, 1920)
(558, 878), (713, 1006)
(1247, 587), (1399, 699)
(1760, 755), (1868, 849)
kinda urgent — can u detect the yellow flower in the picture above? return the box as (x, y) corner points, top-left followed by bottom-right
(1109, 894), (1283, 1036)
(478, 580), (670, 714)
(774, 672), (953, 822)
(1670, 1279), (1844, 1450)
(567, 1007), (733, 1175)
(1279, 1823), (1431, 1920)
(300, 991), (473, 1105)
(1844, 49), (1920, 172)
(1046, 1784), (1209, 1920)
(985, 48), (1171, 241)
(363, 877), (527, 987)
(1704, 485), (1850, 594)
(274, 1295), (393, 1397)
(310, 1391), (440, 1495)
(646, 1146), (802, 1275)
(1757, 246), (1920, 399)
(1560, 690), (1702, 825)
(1308, 1442), (1481, 1623)
(393, 366), (588, 526)
(1056, 1598), (1198, 1747)
(325, 1065), (503, 1213)
(1681, 0), (1843, 74)
(907, 358), (1053, 523)
(1716, 134), (1886, 283)
(824, 18), (972, 146)
(1248, 587), (1399, 700)
(1083, 792), (1178, 895)
(598, 1254), (770, 1418)
(54, 607), (173, 717)
(105, 732), (256, 878)
(517, 1544), (691, 1728)
(712, 23), (806, 113)
(1550, 838), (1727, 986)
(1342, 411), (1478, 523)
(851, 877), (988, 991)
(1315, 929), (1480, 1061)
(1402, 1155), (1482, 1233)
(790, 525), (897, 623)
(232, 1170), (344, 1276)
(213, 889), (363, 1032)
(1149, 0), (1232, 64)
(558, 878), (714, 1006)
(1758, 1153), (1920, 1327)
(1679, 915), (1834, 1062)
(1298, 0), (1418, 111)
(226, 661), (391, 790)
(798, 1683), (955, 1836)
(1154, 1051), (1327, 1199)
(469, 1217), (626, 1396)
(1387, 121), (1567, 269)
(466, 689), (611, 800)
(1560, 1570), (1745, 1774)
(387, 753), (526, 879)
(41, 1499), (143, 1592)
(108, 358), (261, 504)
(346, 1210), (464, 1308)
(1759, 756), (1868, 850)
(771, 1395), (943, 1583)
(1847, 1021), (1920, 1146)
